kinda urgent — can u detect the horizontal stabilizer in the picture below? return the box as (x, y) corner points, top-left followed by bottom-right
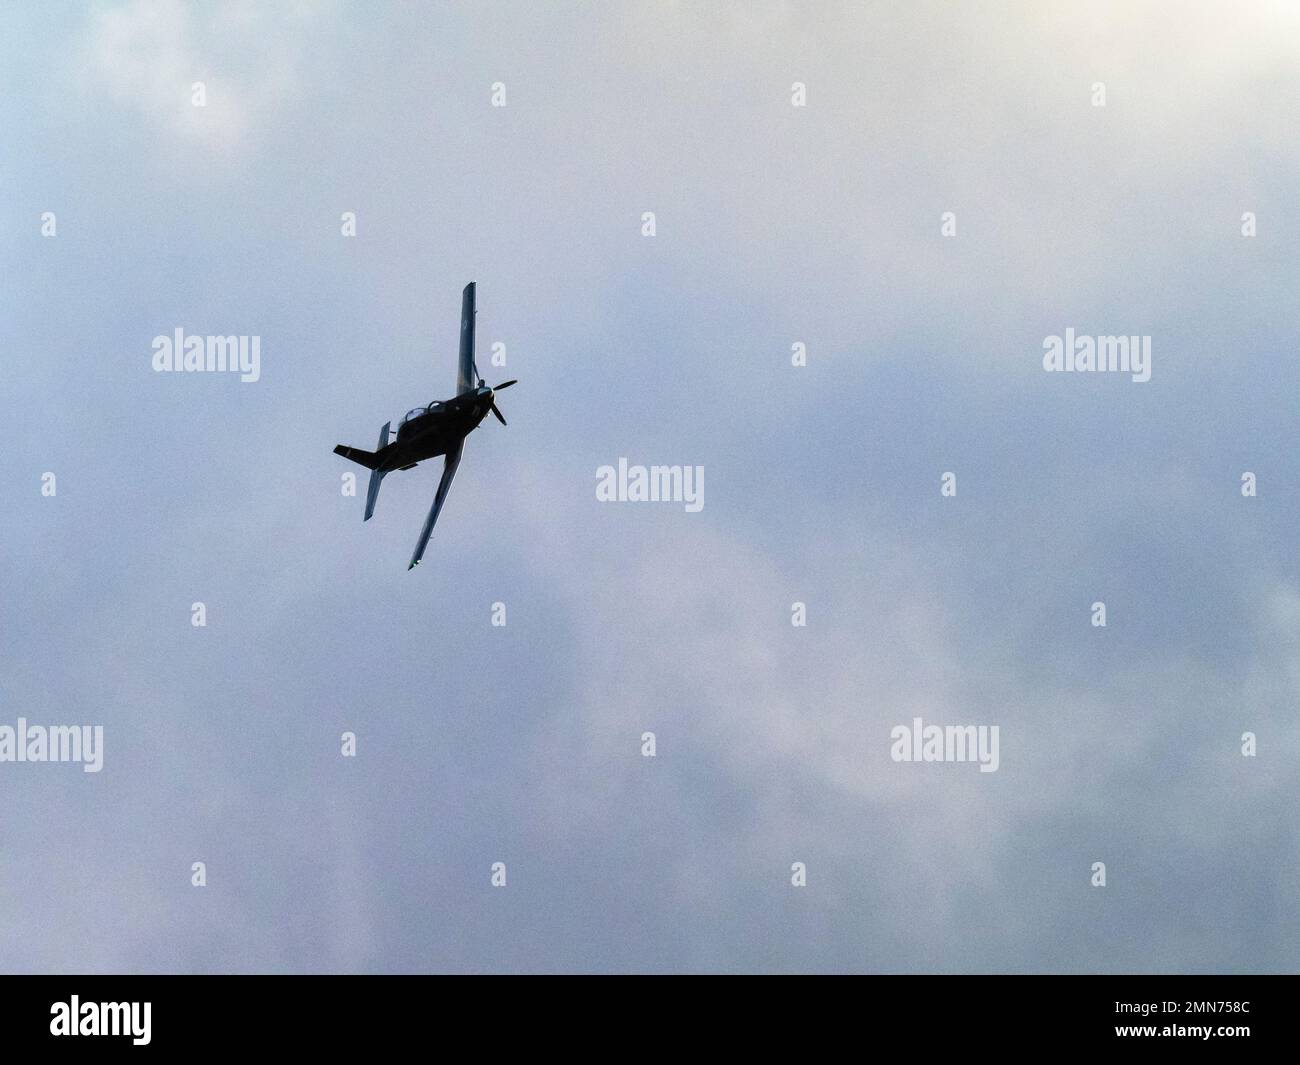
(363, 421), (392, 521)
(364, 468), (385, 521)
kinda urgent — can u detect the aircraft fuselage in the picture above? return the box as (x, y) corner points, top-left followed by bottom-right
(381, 386), (495, 471)
(332, 280), (516, 568)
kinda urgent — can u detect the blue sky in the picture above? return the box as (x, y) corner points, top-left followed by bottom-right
(1, 0), (1298, 972)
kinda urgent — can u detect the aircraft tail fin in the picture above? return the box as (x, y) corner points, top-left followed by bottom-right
(333, 444), (381, 470)
(334, 421), (392, 521)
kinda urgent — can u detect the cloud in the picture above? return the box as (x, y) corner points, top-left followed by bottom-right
(2, 0), (1298, 973)
(77, 0), (329, 153)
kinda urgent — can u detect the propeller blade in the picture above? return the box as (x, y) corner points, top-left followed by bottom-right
(490, 402), (507, 426)
(493, 380), (518, 391)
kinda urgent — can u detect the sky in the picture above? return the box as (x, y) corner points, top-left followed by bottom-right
(1, 0), (1298, 973)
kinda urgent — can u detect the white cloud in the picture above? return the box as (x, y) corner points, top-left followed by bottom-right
(77, 0), (330, 153)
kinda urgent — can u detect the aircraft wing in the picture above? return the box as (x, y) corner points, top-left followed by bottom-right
(408, 440), (464, 570)
(456, 281), (476, 396)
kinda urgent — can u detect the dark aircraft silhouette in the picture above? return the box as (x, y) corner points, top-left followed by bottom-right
(333, 282), (516, 569)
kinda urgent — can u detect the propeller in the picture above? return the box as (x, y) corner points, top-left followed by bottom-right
(482, 379), (517, 426)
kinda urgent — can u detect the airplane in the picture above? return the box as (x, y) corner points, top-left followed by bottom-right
(333, 282), (516, 569)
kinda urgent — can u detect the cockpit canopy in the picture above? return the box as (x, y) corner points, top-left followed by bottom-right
(401, 401), (445, 424)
